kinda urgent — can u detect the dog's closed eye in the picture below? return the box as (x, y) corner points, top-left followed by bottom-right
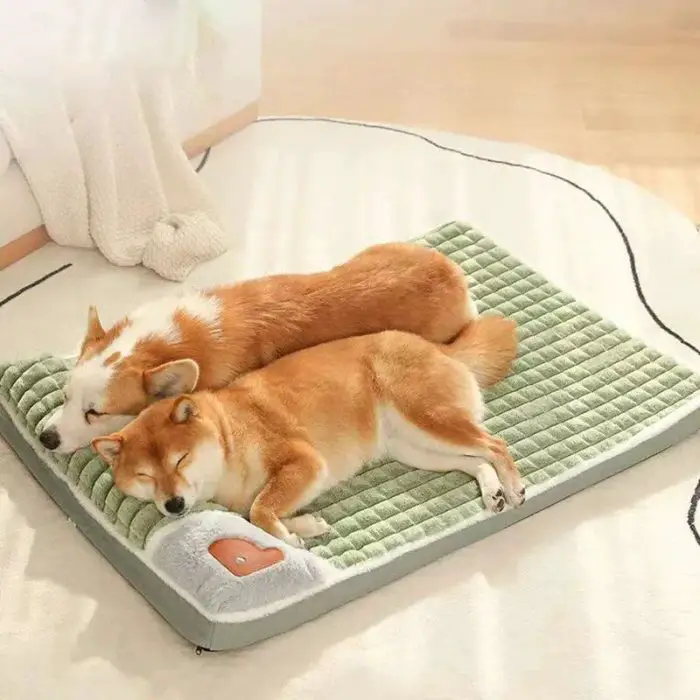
(85, 408), (104, 424)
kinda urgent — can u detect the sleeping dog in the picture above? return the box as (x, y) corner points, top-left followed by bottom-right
(40, 242), (476, 453)
(92, 316), (525, 547)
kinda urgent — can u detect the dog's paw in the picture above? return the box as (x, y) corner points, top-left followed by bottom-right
(483, 487), (506, 513)
(504, 476), (527, 507)
(283, 514), (331, 538)
(282, 533), (306, 549)
(298, 514), (331, 538)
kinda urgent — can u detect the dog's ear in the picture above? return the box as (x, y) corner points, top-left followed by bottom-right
(170, 396), (197, 424)
(143, 359), (200, 400)
(92, 435), (123, 463)
(85, 306), (106, 342)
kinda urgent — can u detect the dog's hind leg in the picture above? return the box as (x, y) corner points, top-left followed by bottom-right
(375, 341), (525, 508)
(387, 437), (508, 512)
(383, 387), (525, 509)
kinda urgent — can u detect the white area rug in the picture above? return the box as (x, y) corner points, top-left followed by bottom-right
(1, 118), (700, 699)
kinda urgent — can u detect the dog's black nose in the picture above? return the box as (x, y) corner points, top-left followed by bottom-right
(164, 496), (186, 515)
(39, 428), (61, 451)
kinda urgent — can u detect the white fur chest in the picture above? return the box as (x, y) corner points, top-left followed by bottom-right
(214, 443), (268, 515)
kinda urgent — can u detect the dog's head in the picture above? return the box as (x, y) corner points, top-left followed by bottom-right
(39, 306), (201, 453)
(91, 394), (226, 517)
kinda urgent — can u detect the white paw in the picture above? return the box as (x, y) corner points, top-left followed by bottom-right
(299, 514), (331, 537)
(504, 479), (526, 507)
(282, 533), (306, 549)
(482, 486), (506, 513)
(500, 469), (526, 507)
(284, 514), (331, 538)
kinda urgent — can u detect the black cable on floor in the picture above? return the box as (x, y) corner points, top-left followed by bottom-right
(195, 148), (211, 173)
(0, 263), (72, 309)
(256, 115), (700, 359)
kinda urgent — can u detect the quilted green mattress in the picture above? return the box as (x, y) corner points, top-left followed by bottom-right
(2, 221), (700, 651)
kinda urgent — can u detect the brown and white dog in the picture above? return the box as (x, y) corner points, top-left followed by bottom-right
(92, 316), (524, 547)
(39, 243), (476, 454)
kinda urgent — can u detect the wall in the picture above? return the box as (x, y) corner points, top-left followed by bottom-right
(172, 0), (263, 139)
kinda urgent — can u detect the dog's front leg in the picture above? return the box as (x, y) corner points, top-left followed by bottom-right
(249, 444), (327, 548)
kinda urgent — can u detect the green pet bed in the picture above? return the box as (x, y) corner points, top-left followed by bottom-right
(2, 221), (700, 651)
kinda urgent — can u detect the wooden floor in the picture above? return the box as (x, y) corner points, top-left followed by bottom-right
(261, 0), (700, 221)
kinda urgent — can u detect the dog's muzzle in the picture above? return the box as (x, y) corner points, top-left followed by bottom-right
(39, 427), (61, 451)
(164, 496), (186, 516)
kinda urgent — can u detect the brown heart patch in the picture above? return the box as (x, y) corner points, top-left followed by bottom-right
(208, 538), (285, 577)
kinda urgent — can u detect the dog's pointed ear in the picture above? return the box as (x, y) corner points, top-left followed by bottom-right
(86, 306), (106, 342)
(143, 359), (200, 400)
(92, 435), (123, 463)
(171, 396), (197, 424)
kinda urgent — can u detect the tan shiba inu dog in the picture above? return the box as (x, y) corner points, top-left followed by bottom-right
(92, 316), (524, 547)
(40, 243), (475, 454)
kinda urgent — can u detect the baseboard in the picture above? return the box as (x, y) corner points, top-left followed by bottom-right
(0, 226), (50, 271)
(183, 101), (259, 158)
(0, 100), (259, 270)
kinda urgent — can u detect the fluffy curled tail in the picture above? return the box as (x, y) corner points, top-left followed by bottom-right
(443, 316), (518, 387)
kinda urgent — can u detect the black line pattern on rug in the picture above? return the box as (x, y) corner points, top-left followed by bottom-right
(0, 263), (73, 309)
(687, 478), (700, 546)
(256, 116), (700, 359)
